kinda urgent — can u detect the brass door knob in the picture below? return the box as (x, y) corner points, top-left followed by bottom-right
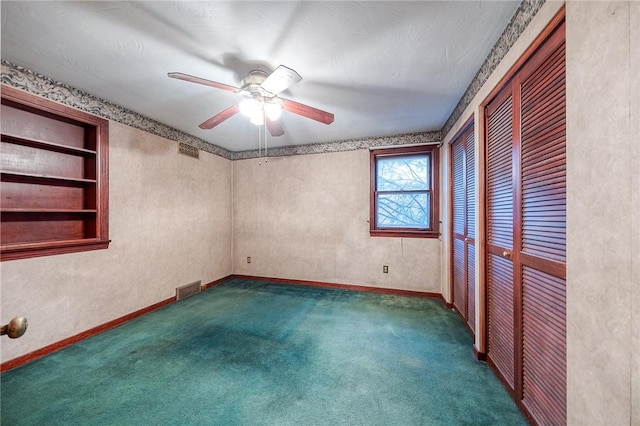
(502, 250), (511, 259)
(0, 317), (28, 339)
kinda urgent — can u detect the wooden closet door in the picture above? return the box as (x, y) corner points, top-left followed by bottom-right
(517, 23), (566, 426)
(452, 135), (467, 320)
(484, 18), (566, 426)
(465, 129), (476, 332)
(485, 87), (516, 389)
(451, 123), (475, 334)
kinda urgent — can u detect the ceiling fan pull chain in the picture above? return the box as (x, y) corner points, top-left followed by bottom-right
(257, 123), (261, 164)
(260, 112), (263, 160)
(264, 110), (268, 163)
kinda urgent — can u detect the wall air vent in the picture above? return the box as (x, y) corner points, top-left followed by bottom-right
(178, 142), (199, 159)
(176, 280), (202, 300)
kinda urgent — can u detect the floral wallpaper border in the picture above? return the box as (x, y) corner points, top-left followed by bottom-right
(441, 0), (546, 138)
(1, 0), (543, 160)
(231, 131), (442, 160)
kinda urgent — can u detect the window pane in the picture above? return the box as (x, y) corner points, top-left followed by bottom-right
(376, 193), (430, 228)
(377, 155), (429, 191)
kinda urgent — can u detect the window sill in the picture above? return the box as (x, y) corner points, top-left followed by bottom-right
(369, 229), (439, 239)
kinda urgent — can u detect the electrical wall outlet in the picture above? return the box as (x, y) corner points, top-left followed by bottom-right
(247, 257), (251, 263)
(383, 265), (389, 273)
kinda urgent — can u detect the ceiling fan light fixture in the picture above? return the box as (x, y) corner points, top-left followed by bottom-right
(264, 101), (282, 121)
(250, 111), (264, 126)
(239, 98), (260, 118)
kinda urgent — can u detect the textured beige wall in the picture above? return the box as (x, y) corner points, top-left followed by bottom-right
(1, 121), (232, 363)
(232, 150), (441, 292)
(567, 2), (638, 424)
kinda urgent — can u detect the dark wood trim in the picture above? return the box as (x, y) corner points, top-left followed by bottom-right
(370, 148), (377, 231)
(477, 105), (487, 356)
(1, 85), (106, 126)
(0, 276), (232, 373)
(201, 275), (232, 290)
(1, 239), (111, 262)
(432, 144), (440, 237)
(512, 77), (524, 401)
(487, 244), (512, 258)
(229, 274), (449, 307)
(473, 344), (487, 361)
(369, 229), (439, 239)
(520, 252), (566, 280)
(97, 109), (109, 244)
(448, 115), (475, 147)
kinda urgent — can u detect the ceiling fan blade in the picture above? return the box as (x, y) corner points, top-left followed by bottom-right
(168, 72), (240, 93)
(260, 65), (302, 95)
(281, 98), (334, 125)
(266, 118), (285, 137)
(199, 104), (240, 129)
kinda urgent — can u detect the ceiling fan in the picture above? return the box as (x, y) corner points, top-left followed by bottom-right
(168, 65), (334, 137)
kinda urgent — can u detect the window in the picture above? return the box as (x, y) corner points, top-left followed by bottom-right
(370, 145), (439, 238)
(1, 85), (110, 261)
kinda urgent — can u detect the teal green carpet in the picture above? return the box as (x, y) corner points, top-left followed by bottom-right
(1, 279), (526, 425)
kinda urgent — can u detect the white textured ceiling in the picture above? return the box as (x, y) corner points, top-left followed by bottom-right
(1, 1), (520, 152)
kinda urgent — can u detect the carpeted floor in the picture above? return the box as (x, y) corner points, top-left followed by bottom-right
(1, 278), (527, 425)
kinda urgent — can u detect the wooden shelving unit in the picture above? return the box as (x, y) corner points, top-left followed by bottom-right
(1, 85), (109, 261)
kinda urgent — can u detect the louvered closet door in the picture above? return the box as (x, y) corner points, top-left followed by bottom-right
(484, 19), (566, 426)
(485, 87), (516, 389)
(518, 22), (566, 426)
(451, 123), (475, 333)
(465, 129), (476, 332)
(452, 137), (467, 320)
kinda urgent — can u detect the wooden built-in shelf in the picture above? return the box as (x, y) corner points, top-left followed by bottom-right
(0, 238), (111, 261)
(1, 171), (97, 186)
(1, 133), (97, 156)
(1, 85), (109, 261)
(1, 208), (98, 214)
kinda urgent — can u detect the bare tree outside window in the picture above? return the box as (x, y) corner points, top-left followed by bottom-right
(376, 155), (430, 228)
